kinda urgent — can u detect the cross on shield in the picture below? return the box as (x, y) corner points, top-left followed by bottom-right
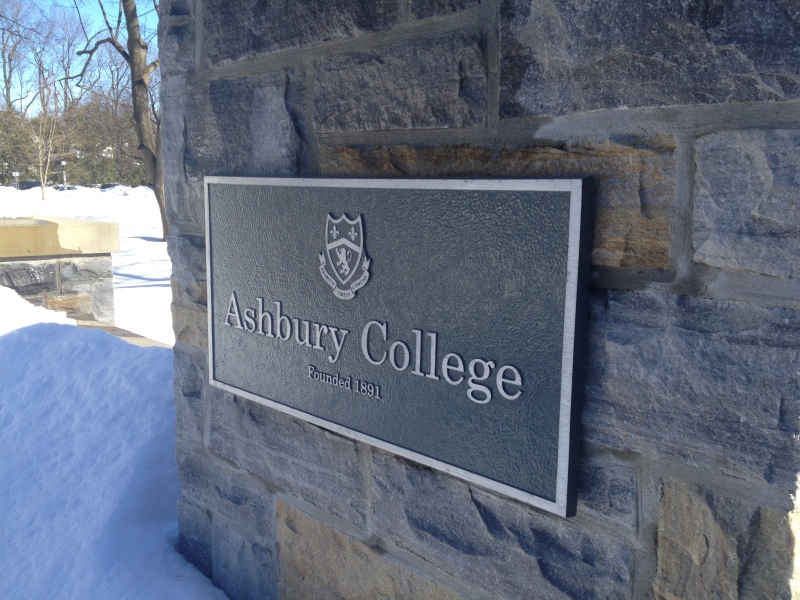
(326, 214), (364, 285)
(319, 213), (371, 300)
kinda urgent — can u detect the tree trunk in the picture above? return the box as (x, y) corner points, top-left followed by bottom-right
(121, 0), (167, 240)
(36, 118), (54, 201)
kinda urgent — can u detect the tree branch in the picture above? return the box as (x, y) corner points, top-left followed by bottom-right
(66, 37), (129, 89)
(71, 0), (90, 43)
(10, 87), (34, 106)
(78, 36), (129, 64)
(120, 144), (144, 162)
(145, 59), (159, 77)
(115, 6), (123, 40)
(96, 0), (114, 38)
(149, 87), (160, 126)
(0, 12), (38, 35)
(22, 92), (38, 116)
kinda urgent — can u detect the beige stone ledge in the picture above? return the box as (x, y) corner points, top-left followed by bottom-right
(76, 320), (171, 348)
(0, 216), (120, 259)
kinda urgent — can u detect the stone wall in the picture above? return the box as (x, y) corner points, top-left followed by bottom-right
(0, 255), (115, 322)
(0, 217), (118, 323)
(159, 1), (800, 598)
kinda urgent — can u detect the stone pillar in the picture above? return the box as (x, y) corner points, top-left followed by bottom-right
(159, 1), (800, 598)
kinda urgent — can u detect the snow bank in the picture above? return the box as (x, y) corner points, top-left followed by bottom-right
(0, 286), (75, 336)
(0, 291), (225, 599)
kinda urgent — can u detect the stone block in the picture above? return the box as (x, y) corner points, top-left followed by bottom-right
(57, 280), (91, 297)
(211, 517), (277, 600)
(171, 274), (206, 323)
(314, 34), (486, 132)
(168, 234), (206, 285)
(584, 290), (800, 492)
(160, 80), (205, 236)
(694, 129), (800, 279)
(56, 279), (114, 323)
(173, 342), (208, 444)
(655, 480), (738, 598)
(654, 479), (793, 599)
(410, 0), (481, 19)
(209, 394), (368, 529)
(42, 293), (92, 319)
(372, 452), (635, 600)
(166, 235), (205, 303)
(168, 242), (208, 345)
(320, 143), (675, 269)
(500, 0), (800, 117)
(184, 72), (301, 179)
(58, 256), (113, 282)
(158, 0), (194, 76)
(175, 176), (207, 238)
(577, 454), (637, 530)
(278, 501), (464, 600)
(202, 0), (397, 66)
(178, 495), (213, 579)
(172, 275), (207, 308)
(89, 281), (115, 324)
(739, 504), (798, 599)
(172, 302), (208, 348)
(177, 445), (277, 541)
(0, 260), (57, 295)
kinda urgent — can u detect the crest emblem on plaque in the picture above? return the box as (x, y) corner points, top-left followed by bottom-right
(319, 213), (371, 300)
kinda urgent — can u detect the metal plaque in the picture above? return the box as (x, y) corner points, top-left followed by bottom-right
(205, 177), (592, 517)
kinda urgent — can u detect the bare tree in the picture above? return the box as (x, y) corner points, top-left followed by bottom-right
(53, 8), (94, 114)
(28, 16), (61, 200)
(0, 0), (36, 112)
(13, 8), (96, 199)
(92, 44), (135, 161)
(67, 44), (147, 186)
(0, 1), (157, 194)
(0, 1), (34, 183)
(73, 0), (166, 239)
(0, 108), (32, 181)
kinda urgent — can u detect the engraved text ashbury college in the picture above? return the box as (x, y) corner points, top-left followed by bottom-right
(224, 291), (524, 404)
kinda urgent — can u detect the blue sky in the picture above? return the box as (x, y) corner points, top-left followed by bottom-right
(49, 0), (159, 49)
(6, 1), (160, 114)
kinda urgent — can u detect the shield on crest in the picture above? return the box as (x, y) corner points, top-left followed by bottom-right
(325, 214), (364, 286)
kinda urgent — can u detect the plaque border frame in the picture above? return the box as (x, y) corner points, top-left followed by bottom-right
(204, 176), (591, 518)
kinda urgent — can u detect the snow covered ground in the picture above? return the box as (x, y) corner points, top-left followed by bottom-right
(0, 187), (225, 598)
(0, 185), (174, 344)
